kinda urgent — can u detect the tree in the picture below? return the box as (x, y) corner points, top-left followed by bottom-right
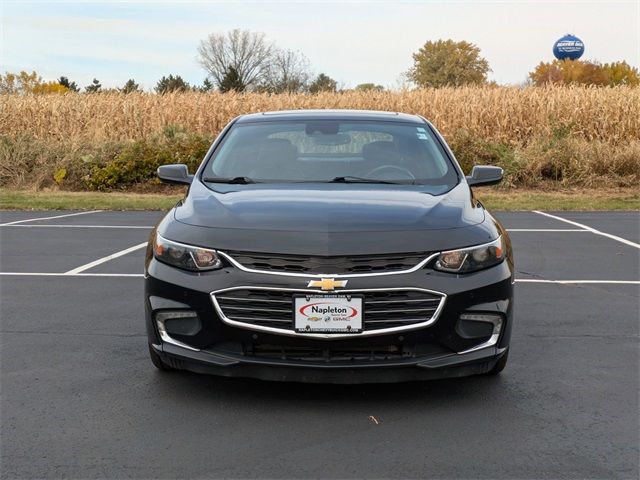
(197, 29), (273, 91)
(198, 78), (214, 92)
(355, 83), (384, 92)
(529, 59), (639, 86)
(218, 67), (245, 93)
(120, 79), (141, 93)
(407, 39), (490, 87)
(155, 75), (190, 94)
(607, 61), (640, 86)
(58, 76), (79, 92)
(261, 49), (311, 93)
(32, 82), (69, 94)
(85, 78), (102, 93)
(0, 71), (42, 94)
(308, 73), (338, 93)
(528, 61), (564, 85)
(0, 71), (69, 94)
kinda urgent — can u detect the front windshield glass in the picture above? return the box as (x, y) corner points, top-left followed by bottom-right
(204, 120), (459, 188)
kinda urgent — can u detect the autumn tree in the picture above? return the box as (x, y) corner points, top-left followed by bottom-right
(407, 39), (490, 88)
(155, 75), (190, 94)
(0, 71), (69, 94)
(529, 59), (639, 86)
(607, 61), (640, 86)
(32, 82), (69, 94)
(308, 73), (338, 93)
(0, 71), (42, 94)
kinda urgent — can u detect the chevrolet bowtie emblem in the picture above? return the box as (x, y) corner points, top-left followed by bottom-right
(307, 278), (348, 291)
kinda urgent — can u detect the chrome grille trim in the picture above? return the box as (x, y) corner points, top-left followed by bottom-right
(217, 251), (440, 279)
(211, 286), (447, 339)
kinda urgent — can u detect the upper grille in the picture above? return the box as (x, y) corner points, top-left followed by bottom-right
(224, 251), (429, 275)
(213, 288), (444, 333)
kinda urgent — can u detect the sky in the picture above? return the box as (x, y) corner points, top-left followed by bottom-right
(1, 0), (639, 90)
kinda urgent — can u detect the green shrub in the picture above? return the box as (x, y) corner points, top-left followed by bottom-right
(1, 125), (637, 192)
(86, 127), (211, 190)
(447, 129), (522, 186)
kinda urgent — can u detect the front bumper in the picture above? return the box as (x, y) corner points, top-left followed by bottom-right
(152, 342), (506, 383)
(144, 257), (514, 383)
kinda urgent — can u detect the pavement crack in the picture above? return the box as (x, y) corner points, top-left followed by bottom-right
(517, 270), (544, 278)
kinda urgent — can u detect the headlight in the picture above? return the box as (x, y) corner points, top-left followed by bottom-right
(434, 236), (504, 273)
(153, 233), (223, 271)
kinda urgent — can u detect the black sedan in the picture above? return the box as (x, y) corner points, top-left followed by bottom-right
(145, 110), (514, 383)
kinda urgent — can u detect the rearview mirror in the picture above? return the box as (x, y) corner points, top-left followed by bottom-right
(157, 164), (193, 185)
(466, 165), (503, 187)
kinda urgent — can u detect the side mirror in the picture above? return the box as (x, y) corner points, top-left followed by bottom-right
(466, 165), (503, 187)
(157, 164), (193, 185)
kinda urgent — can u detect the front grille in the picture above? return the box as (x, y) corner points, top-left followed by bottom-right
(213, 288), (444, 333)
(224, 251), (428, 275)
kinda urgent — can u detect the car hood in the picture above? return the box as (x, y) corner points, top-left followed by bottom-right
(164, 181), (497, 255)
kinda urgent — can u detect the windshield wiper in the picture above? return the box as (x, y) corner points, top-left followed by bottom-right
(328, 176), (403, 184)
(202, 176), (256, 184)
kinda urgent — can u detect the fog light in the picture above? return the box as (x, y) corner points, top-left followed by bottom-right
(155, 310), (200, 351)
(456, 313), (503, 354)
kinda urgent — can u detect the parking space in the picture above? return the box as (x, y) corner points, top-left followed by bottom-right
(509, 231), (639, 281)
(551, 211), (640, 243)
(0, 209), (638, 478)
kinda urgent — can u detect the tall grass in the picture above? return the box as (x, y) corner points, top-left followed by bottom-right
(0, 86), (638, 190)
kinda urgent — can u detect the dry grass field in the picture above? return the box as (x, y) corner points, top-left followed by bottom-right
(2, 86), (638, 143)
(1, 86), (638, 193)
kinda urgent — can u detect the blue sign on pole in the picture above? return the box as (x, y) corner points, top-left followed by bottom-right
(553, 34), (585, 60)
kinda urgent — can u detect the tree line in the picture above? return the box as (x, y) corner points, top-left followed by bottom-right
(1, 29), (638, 94)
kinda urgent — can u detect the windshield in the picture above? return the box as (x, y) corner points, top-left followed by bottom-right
(204, 120), (458, 188)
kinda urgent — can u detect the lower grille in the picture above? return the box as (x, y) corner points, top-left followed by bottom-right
(209, 341), (451, 363)
(212, 288), (445, 335)
(250, 344), (409, 361)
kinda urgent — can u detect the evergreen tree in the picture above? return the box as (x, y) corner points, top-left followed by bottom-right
(219, 67), (245, 92)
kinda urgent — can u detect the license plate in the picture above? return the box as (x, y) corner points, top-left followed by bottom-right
(294, 295), (363, 333)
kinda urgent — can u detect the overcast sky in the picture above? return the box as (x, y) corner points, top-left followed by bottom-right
(2, 0), (639, 90)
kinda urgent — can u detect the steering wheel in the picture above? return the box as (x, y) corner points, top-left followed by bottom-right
(365, 165), (416, 181)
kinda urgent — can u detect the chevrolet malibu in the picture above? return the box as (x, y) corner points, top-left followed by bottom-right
(145, 110), (514, 383)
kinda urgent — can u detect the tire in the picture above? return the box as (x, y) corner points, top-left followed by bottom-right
(148, 344), (173, 371)
(485, 349), (509, 375)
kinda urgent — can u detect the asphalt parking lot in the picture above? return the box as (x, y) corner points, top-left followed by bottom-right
(1, 209), (638, 479)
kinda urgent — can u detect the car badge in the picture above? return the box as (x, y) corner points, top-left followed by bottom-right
(307, 278), (348, 291)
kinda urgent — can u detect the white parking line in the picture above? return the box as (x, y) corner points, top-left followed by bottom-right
(1, 224), (152, 229)
(64, 242), (148, 275)
(533, 211), (640, 250)
(0, 210), (103, 226)
(0, 272), (144, 277)
(506, 229), (587, 232)
(516, 279), (639, 285)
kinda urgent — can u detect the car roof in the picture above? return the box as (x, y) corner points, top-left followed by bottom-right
(234, 109), (425, 124)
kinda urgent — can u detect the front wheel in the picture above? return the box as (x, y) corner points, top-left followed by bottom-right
(485, 349), (509, 375)
(148, 344), (174, 371)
